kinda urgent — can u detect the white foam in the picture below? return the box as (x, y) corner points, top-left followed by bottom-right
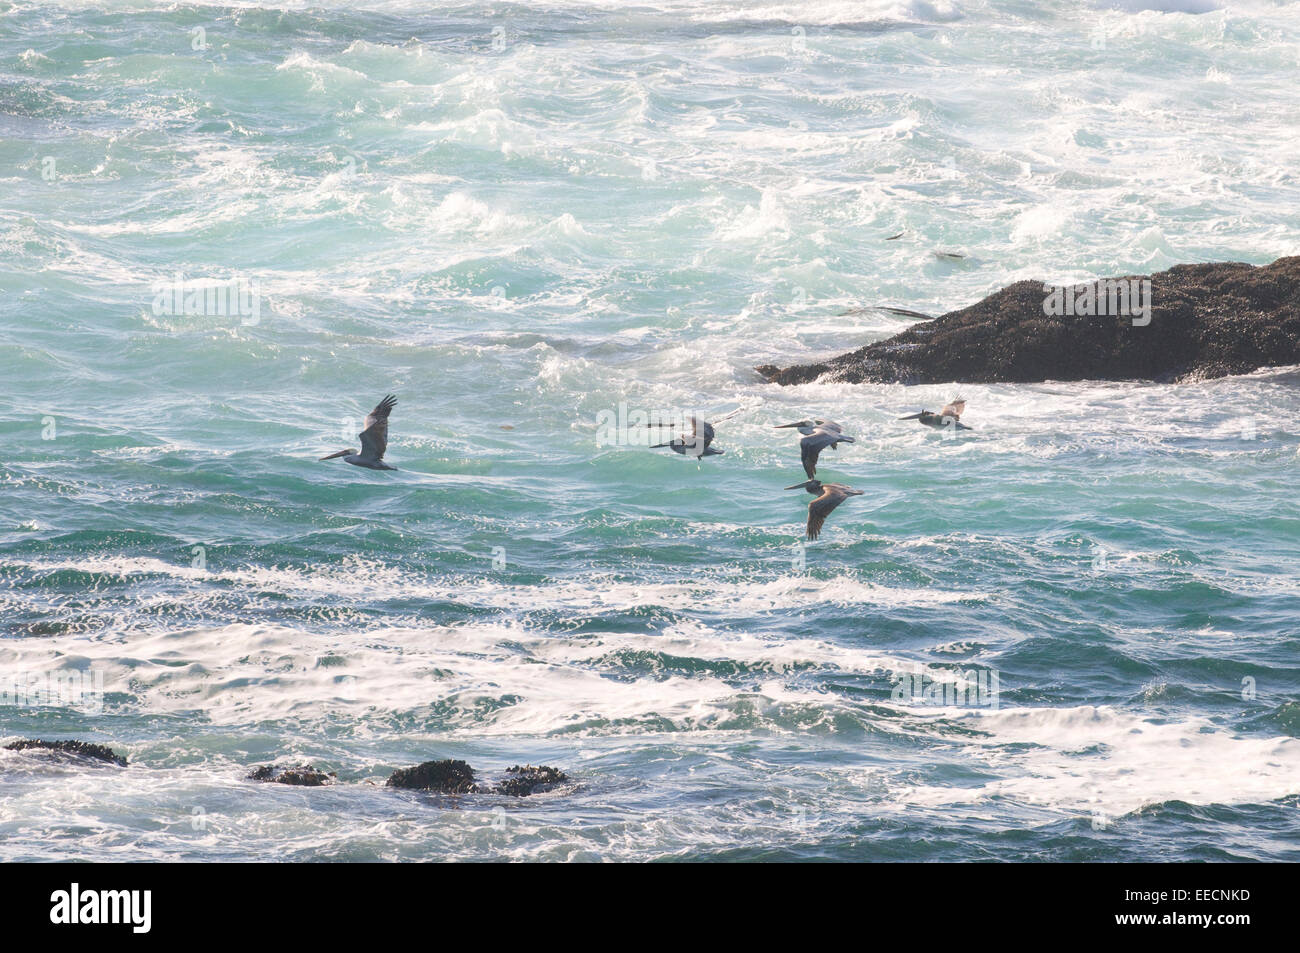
(896, 705), (1300, 817)
(6, 555), (983, 615)
(0, 616), (920, 734)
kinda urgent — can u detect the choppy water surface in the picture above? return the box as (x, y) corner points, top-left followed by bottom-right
(1, 0), (1298, 861)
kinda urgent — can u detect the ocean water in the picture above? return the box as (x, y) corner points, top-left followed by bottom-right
(2, 0), (1299, 862)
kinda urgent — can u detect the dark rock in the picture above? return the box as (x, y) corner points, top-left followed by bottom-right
(759, 257), (1300, 385)
(247, 764), (336, 786)
(5, 739), (127, 767)
(493, 764), (569, 797)
(384, 759), (571, 796)
(386, 758), (479, 793)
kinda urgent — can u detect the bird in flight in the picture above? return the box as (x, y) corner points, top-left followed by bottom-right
(774, 418), (856, 479)
(320, 394), (399, 470)
(899, 397), (971, 431)
(785, 480), (864, 541)
(646, 407), (747, 459)
(648, 416), (723, 458)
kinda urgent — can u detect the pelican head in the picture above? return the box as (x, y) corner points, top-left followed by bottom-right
(784, 479), (822, 492)
(775, 419), (819, 435)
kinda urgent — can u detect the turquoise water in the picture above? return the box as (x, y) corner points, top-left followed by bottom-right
(2, 0), (1299, 861)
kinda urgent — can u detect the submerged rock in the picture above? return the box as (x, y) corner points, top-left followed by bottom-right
(4, 739), (127, 767)
(386, 759), (479, 793)
(247, 764), (336, 786)
(493, 764), (569, 797)
(759, 257), (1300, 385)
(385, 759), (571, 796)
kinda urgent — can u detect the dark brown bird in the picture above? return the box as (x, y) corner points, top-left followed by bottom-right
(899, 397), (971, 431)
(774, 418), (855, 479)
(645, 407), (748, 460)
(647, 416), (723, 458)
(320, 395), (398, 470)
(785, 479), (863, 541)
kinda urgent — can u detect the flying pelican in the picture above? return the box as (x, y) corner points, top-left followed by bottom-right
(774, 418), (856, 479)
(647, 416), (722, 458)
(320, 394), (398, 470)
(899, 397), (971, 431)
(646, 407), (747, 459)
(785, 480), (864, 541)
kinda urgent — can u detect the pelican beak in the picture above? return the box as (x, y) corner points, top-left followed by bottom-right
(319, 449), (351, 461)
(784, 481), (813, 490)
(774, 422), (803, 429)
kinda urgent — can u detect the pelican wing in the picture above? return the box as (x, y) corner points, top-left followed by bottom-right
(358, 394), (397, 461)
(799, 429), (840, 479)
(710, 405), (749, 425)
(688, 416), (716, 450)
(806, 485), (849, 541)
(662, 416), (715, 453)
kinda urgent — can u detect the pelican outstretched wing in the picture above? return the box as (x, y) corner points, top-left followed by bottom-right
(710, 405), (751, 425)
(807, 485), (850, 541)
(358, 394), (397, 461)
(799, 429), (842, 479)
(687, 416), (716, 450)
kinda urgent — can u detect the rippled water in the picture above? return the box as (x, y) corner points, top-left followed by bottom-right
(1, 0), (1299, 861)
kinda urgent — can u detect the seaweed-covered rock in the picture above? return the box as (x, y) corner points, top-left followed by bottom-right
(386, 758), (479, 793)
(247, 764), (336, 786)
(4, 739), (127, 767)
(493, 764), (569, 797)
(759, 256), (1300, 385)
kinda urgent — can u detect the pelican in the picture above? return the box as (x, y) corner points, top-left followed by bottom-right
(320, 394), (398, 470)
(774, 418), (856, 479)
(785, 480), (863, 541)
(899, 397), (970, 431)
(647, 416), (722, 458)
(646, 407), (746, 459)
